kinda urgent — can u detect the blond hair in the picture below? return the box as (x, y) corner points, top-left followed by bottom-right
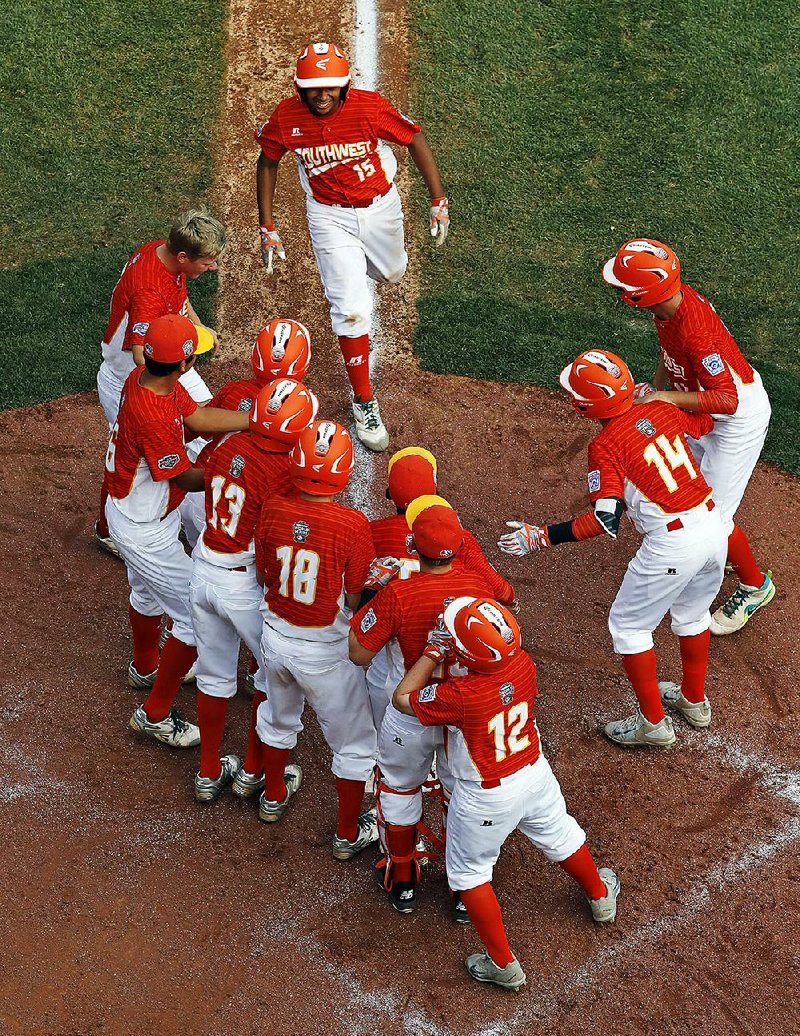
(167, 208), (228, 260)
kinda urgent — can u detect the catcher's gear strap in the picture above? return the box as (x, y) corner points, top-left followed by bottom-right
(374, 771), (445, 868)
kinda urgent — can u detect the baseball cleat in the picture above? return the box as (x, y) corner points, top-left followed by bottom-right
(710, 571), (775, 635)
(351, 396), (389, 452)
(182, 661), (197, 684)
(244, 671), (256, 696)
(374, 863), (417, 914)
(332, 808), (379, 861)
(129, 705), (200, 748)
(94, 521), (123, 561)
(231, 766), (265, 799)
(194, 753), (242, 803)
(127, 661), (158, 690)
(590, 867), (621, 924)
(659, 680), (711, 729)
(258, 764), (302, 823)
(451, 892), (471, 925)
(465, 953), (526, 992)
(604, 711), (675, 748)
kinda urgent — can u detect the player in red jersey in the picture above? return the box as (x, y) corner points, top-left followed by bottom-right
(393, 596), (620, 991)
(499, 349), (727, 749)
(253, 420), (379, 860)
(104, 315), (250, 748)
(189, 380), (318, 803)
(603, 239), (774, 634)
(350, 501), (503, 916)
(95, 210), (227, 555)
(255, 42), (449, 453)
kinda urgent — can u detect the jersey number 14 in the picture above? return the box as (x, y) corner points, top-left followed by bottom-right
(643, 433), (698, 493)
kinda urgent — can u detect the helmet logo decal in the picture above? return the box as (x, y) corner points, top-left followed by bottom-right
(315, 58), (330, 70)
(624, 240), (669, 260)
(314, 421), (336, 456)
(267, 379), (296, 413)
(272, 322), (291, 359)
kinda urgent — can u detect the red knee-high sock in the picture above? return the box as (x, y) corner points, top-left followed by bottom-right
(142, 636), (197, 723)
(338, 334), (372, 401)
(243, 691), (267, 773)
(98, 476), (110, 538)
(679, 629), (711, 703)
(559, 844), (607, 900)
(128, 606), (161, 675)
(262, 744), (291, 802)
(727, 525), (763, 588)
(459, 884), (514, 967)
(196, 692), (229, 779)
(386, 824), (417, 884)
(335, 777), (366, 841)
(621, 649), (664, 724)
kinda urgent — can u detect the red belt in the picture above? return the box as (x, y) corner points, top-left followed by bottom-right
(666, 498), (715, 532)
(230, 565), (248, 572)
(481, 778), (501, 789)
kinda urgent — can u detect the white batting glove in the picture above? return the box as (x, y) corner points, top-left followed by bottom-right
(506, 598), (521, 616)
(498, 521), (550, 557)
(260, 224), (286, 274)
(633, 382), (655, 400)
(429, 196), (449, 246)
(364, 556), (403, 591)
(423, 613), (454, 665)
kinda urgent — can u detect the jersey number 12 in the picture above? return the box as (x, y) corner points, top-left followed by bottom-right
(487, 702), (531, 763)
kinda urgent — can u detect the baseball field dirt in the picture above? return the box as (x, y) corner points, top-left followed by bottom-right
(1, 2), (798, 1034)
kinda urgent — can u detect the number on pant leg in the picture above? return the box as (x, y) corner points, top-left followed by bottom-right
(643, 434), (698, 493)
(487, 702), (531, 763)
(276, 545), (321, 605)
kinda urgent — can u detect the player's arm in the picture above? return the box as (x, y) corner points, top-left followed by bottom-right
(407, 132), (449, 246)
(393, 616), (457, 715)
(184, 406), (249, 436)
(461, 530), (516, 606)
(653, 356), (668, 390)
(172, 467), (206, 492)
(348, 589), (400, 667)
(127, 290), (171, 366)
(256, 152), (286, 274)
(640, 337), (739, 415)
(393, 654), (439, 715)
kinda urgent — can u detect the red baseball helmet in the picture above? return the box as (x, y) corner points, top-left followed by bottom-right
(295, 43), (351, 89)
(289, 420), (354, 495)
(602, 238), (681, 307)
(559, 349), (634, 420)
(250, 379), (319, 450)
(251, 319), (312, 386)
(443, 596), (521, 674)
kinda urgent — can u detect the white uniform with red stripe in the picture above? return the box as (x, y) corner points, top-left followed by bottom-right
(255, 89), (421, 338)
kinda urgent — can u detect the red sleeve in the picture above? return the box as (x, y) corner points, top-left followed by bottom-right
(678, 410), (714, 439)
(125, 290), (171, 350)
(586, 437), (624, 503)
(255, 108), (288, 162)
(350, 588), (402, 652)
(377, 96), (421, 146)
(410, 679), (464, 726)
(139, 421), (192, 482)
(461, 530), (514, 602)
(344, 518), (375, 594)
(686, 336), (739, 414)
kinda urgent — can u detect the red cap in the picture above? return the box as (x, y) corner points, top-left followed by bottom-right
(387, 447), (437, 509)
(411, 504), (464, 559)
(142, 314), (198, 363)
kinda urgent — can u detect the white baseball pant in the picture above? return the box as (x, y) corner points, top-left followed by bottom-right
(256, 623), (376, 782)
(366, 642), (405, 729)
(376, 704), (441, 827)
(446, 755), (586, 891)
(189, 556), (267, 698)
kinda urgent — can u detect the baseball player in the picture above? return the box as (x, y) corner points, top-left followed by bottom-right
(350, 500), (503, 916)
(499, 349), (727, 748)
(602, 238), (774, 635)
(190, 380), (318, 802)
(104, 314), (249, 748)
(255, 42), (449, 452)
(393, 596), (620, 991)
(95, 210), (226, 556)
(253, 420), (379, 860)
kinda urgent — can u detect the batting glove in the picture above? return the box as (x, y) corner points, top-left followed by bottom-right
(429, 196), (449, 246)
(506, 598), (521, 616)
(260, 224), (286, 274)
(498, 521), (550, 557)
(423, 614), (454, 665)
(364, 556), (403, 591)
(633, 382), (655, 400)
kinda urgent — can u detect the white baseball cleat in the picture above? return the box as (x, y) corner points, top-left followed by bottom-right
(659, 680), (711, 729)
(332, 808), (379, 860)
(127, 661), (158, 690)
(231, 766), (265, 799)
(604, 711), (675, 748)
(351, 396), (389, 452)
(465, 953), (526, 991)
(710, 571), (775, 635)
(590, 867), (621, 923)
(194, 753), (242, 803)
(94, 521), (123, 561)
(129, 705), (200, 748)
(258, 764), (303, 823)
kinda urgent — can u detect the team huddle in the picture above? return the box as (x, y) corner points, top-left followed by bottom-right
(94, 43), (774, 993)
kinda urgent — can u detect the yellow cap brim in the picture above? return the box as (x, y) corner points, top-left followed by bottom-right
(194, 324), (215, 355)
(405, 493), (453, 530)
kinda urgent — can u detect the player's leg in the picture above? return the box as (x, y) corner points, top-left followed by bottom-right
(95, 364), (123, 550)
(365, 646), (392, 729)
(361, 187), (408, 286)
(254, 646), (305, 822)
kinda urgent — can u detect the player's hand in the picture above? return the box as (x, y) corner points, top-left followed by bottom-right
(423, 613), (453, 665)
(506, 598), (521, 616)
(498, 521), (550, 557)
(633, 382), (655, 401)
(429, 196), (449, 246)
(260, 224), (286, 274)
(364, 556), (403, 591)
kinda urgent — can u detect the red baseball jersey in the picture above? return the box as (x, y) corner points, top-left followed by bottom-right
(105, 368), (197, 522)
(351, 568), (495, 675)
(210, 377), (261, 415)
(195, 431), (294, 568)
(654, 284), (755, 415)
(255, 89), (421, 206)
(101, 240), (189, 381)
(587, 399), (713, 534)
(411, 650), (541, 783)
(256, 493), (374, 641)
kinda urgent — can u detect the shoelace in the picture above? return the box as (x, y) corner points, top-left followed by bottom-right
(359, 400), (381, 431)
(168, 708), (189, 736)
(722, 584), (751, 617)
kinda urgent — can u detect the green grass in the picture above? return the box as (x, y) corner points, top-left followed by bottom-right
(0, 0), (226, 409)
(410, 0), (800, 472)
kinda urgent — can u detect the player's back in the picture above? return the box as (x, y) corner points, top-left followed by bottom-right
(210, 378), (261, 414)
(257, 493), (373, 640)
(370, 513), (420, 580)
